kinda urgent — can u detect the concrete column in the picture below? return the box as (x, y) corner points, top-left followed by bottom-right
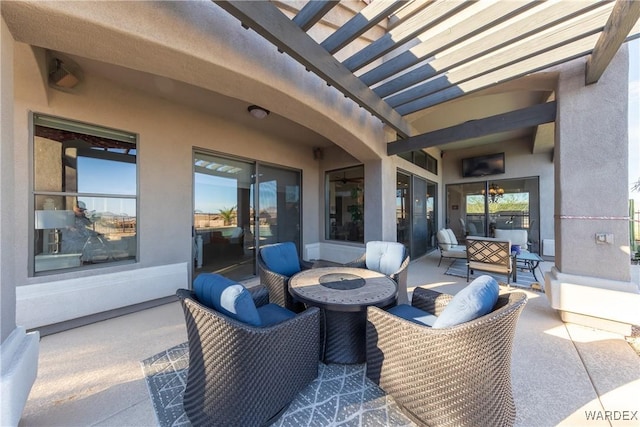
(0, 17), (40, 427)
(546, 46), (640, 334)
(364, 157), (397, 243)
(555, 48), (630, 282)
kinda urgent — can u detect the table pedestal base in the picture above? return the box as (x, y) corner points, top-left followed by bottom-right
(322, 310), (366, 364)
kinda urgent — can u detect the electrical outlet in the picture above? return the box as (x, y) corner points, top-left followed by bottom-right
(595, 233), (613, 244)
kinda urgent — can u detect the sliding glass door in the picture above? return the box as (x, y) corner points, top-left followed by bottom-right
(193, 152), (301, 281)
(446, 177), (540, 253)
(397, 171), (438, 259)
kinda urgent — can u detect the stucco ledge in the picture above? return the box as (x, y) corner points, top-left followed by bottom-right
(0, 326), (39, 427)
(545, 267), (640, 335)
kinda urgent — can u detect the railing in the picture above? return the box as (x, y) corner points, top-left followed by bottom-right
(632, 209), (640, 255)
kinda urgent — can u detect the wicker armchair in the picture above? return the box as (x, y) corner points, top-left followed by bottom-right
(366, 287), (527, 427)
(258, 242), (313, 312)
(176, 286), (320, 427)
(344, 241), (410, 304)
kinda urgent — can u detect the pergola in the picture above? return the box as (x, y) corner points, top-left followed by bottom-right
(216, 0), (640, 153)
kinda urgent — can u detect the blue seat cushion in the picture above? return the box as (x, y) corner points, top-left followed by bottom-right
(257, 303), (296, 327)
(260, 242), (301, 277)
(432, 275), (500, 329)
(193, 273), (261, 327)
(388, 304), (438, 327)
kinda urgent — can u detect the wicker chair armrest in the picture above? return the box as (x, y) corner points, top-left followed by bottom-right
(389, 254), (410, 281)
(179, 289), (320, 351)
(248, 284), (270, 307)
(343, 253), (366, 268)
(410, 287), (454, 316)
(188, 296), (320, 348)
(259, 265), (288, 283)
(300, 259), (314, 270)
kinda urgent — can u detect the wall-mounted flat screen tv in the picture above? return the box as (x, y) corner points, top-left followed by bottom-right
(461, 152), (505, 177)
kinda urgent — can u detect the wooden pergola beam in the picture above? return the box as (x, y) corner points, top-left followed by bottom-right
(387, 102), (557, 155)
(321, 0), (407, 54)
(342, 1), (469, 72)
(213, 1), (412, 138)
(375, 1), (610, 99)
(585, 0), (640, 85)
(292, 1), (340, 32)
(396, 33), (599, 115)
(360, 1), (540, 87)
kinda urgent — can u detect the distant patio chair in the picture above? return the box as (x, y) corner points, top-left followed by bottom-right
(436, 228), (467, 267)
(366, 279), (527, 427)
(176, 274), (320, 427)
(344, 241), (410, 304)
(494, 228), (530, 253)
(258, 241), (313, 312)
(466, 236), (513, 283)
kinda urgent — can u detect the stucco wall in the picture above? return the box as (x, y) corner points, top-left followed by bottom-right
(1, 15), (16, 341)
(11, 40), (327, 327)
(555, 49), (630, 282)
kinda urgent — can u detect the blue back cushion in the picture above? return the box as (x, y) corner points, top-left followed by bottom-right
(260, 242), (301, 277)
(432, 275), (499, 329)
(257, 303), (296, 327)
(388, 304), (438, 327)
(193, 273), (261, 327)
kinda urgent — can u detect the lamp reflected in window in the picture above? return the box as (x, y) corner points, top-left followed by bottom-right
(35, 209), (74, 254)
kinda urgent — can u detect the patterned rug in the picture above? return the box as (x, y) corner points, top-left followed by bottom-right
(444, 258), (544, 291)
(141, 343), (416, 427)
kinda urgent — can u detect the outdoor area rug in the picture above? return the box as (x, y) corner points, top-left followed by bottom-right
(141, 342), (416, 427)
(444, 258), (544, 291)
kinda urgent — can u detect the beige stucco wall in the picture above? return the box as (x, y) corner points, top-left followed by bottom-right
(1, 15), (16, 341)
(1, 0), (409, 328)
(13, 41), (326, 285)
(555, 50), (630, 282)
(1, 1), (393, 161)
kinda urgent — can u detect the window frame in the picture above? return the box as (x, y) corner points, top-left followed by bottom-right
(30, 113), (139, 275)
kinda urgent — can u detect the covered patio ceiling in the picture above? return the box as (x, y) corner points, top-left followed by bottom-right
(215, 0), (640, 155)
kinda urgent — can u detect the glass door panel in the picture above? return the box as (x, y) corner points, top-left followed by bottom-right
(396, 172), (410, 251)
(426, 181), (437, 251)
(488, 178), (540, 253)
(446, 182), (487, 241)
(256, 165), (302, 254)
(193, 153), (255, 281)
(412, 176), (428, 258)
(397, 171), (438, 259)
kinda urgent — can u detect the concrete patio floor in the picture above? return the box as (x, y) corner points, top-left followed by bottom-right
(18, 251), (640, 427)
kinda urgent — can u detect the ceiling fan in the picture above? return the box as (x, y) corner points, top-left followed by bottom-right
(330, 172), (363, 184)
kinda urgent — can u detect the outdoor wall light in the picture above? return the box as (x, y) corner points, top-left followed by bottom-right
(48, 54), (82, 91)
(248, 105), (270, 119)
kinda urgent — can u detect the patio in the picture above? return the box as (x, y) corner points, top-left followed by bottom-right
(18, 252), (640, 427)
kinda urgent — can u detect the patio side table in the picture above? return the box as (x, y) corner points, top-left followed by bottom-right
(513, 252), (544, 282)
(289, 267), (397, 364)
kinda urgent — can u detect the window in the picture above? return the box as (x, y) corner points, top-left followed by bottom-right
(397, 150), (438, 175)
(32, 114), (137, 273)
(326, 166), (364, 242)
